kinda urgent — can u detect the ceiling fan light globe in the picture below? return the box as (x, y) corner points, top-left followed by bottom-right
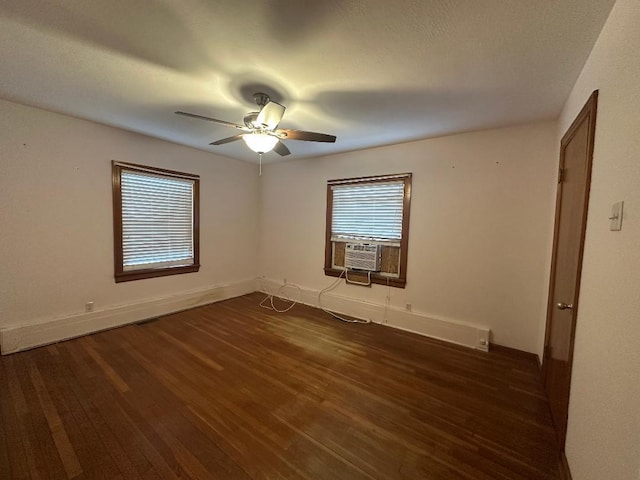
(242, 133), (278, 153)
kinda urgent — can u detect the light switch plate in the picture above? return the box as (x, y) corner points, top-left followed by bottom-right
(610, 201), (624, 231)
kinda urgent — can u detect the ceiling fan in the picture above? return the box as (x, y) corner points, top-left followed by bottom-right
(175, 93), (337, 156)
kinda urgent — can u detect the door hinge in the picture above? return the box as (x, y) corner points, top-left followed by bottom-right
(558, 168), (565, 183)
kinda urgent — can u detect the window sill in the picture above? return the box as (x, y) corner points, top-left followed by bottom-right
(115, 264), (200, 283)
(323, 267), (406, 289)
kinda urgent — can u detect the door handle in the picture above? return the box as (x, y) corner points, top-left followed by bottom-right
(556, 302), (574, 310)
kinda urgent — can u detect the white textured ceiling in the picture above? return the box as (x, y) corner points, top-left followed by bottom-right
(0, 0), (615, 163)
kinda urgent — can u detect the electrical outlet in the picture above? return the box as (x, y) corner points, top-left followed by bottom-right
(477, 330), (490, 352)
(405, 303), (412, 312)
(85, 302), (94, 313)
(283, 278), (287, 285)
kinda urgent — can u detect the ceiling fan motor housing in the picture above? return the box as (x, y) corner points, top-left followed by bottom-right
(253, 92), (270, 108)
(244, 112), (260, 128)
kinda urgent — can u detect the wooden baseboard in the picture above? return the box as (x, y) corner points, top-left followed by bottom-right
(490, 343), (540, 365)
(559, 451), (573, 480)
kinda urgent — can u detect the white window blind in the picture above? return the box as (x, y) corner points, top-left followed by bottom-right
(331, 181), (405, 243)
(121, 170), (195, 271)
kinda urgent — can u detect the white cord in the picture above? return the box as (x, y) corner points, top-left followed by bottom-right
(345, 268), (372, 286)
(258, 273), (378, 324)
(259, 278), (300, 313)
(318, 270), (370, 324)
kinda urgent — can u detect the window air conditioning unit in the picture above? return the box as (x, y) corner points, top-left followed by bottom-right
(344, 243), (382, 272)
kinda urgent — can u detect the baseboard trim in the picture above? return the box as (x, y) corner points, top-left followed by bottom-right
(491, 343), (540, 364)
(2, 277), (495, 354)
(259, 277), (490, 351)
(0, 279), (256, 355)
(559, 451), (573, 480)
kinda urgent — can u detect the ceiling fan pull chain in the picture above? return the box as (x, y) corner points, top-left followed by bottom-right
(259, 153), (263, 176)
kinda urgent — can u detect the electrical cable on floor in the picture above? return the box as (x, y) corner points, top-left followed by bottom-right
(259, 271), (384, 324)
(318, 269), (371, 324)
(259, 277), (300, 313)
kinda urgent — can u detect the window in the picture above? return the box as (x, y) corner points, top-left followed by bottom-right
(112, 161), (200, 283)
(324, 173), (411, 288)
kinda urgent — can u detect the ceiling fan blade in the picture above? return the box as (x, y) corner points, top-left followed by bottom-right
(277, 129), (336, 143)
(256, 101), (286, 130)
(209, 134), (244, 146)
(273, 141), (291, 156)
(175, 111), (247, 130)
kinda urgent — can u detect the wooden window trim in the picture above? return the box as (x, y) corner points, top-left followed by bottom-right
(324, 173), (412, 288)
(112, 161), (200, 283)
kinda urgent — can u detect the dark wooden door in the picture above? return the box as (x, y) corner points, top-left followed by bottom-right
(542, 91), (598, 448)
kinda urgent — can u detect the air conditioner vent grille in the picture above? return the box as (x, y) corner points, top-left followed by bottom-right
(344, 243), (381, 271)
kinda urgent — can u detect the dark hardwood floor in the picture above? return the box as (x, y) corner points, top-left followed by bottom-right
(0, 293), (561, 479)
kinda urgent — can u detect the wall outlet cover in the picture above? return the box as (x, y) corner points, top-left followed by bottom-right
(610, 201), (624, 231)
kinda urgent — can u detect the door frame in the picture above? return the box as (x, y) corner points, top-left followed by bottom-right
(542, 90), (598, 448)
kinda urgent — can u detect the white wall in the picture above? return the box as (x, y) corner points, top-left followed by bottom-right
(0, 99), (259, 334)
(259, 121), (558, 354)
(557, 0), (640, 478)
(0, 98), (558, 356)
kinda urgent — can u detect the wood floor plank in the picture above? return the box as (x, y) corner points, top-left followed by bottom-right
(5, 355), (56, 479)
(123, 322), (373, 480)
(0, 360), (21, 479)
(32, 345), (124, 480)
(28, 362), (83, 479)
(120, 331), (323, 479)
(91, 332), (252, 480)
(56, 344), (149, 480)
(0, 413), (13, 479)
(0, 293), (562, 479)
